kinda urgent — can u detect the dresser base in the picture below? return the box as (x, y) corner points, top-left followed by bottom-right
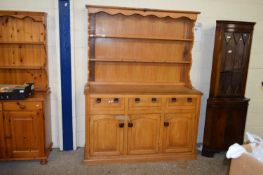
(84, 152), (196, 164)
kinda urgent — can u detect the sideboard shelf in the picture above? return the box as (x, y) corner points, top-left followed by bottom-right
(89, 34), (193, 42)
(86, 83), (202, 95)
(0, 66), (45, 70)
(90, 58), (191, 64)
(0, 41), (45, 45)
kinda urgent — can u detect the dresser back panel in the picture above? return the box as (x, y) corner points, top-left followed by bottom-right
(94, 12), (194, 39)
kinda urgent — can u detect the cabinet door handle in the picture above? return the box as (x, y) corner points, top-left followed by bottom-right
(187, 98), (193, 103)
(171, 98), (177, 103)
(135, 98), (140, 103)
(96, 98), (101, 103)
(119, 123), (124, 128)
(164, 121), (169, 127)
(128, 122), (133, 128)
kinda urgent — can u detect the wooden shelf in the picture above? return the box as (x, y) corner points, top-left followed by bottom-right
(89, 34), (193, 42)
(90, 58), (191, 64)
(85, 82), (202, 95)
(0, 41), (45, 45)
(0, 66), (45, 70)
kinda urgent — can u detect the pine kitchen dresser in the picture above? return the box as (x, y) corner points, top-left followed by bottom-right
(0, 11), (52, 164)
(84, 5), (202, 164)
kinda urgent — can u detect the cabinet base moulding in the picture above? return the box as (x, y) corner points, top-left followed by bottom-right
(84, 153), (196, 164)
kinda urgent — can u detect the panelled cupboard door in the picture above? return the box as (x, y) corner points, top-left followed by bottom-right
(127, 114), (160, 155)
(0, 111), (5, 158)
(162, 113), (194, 153)
(3, 111), (44, 158)
(90, 115), (124, 156)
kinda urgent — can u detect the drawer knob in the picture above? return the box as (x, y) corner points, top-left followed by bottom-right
(171, 98), (177, 103)
(187, 98), (193, 103)
(119, 123), (124, 128)
(135, 98), (140, 103)
(128, 122), (133, 128)
(151, 98), (157, 103)
(17, 102), (26, 110)
(164, 121), (169, 127)
(96, 98), (101, 103)
(113, 98), (119, 103)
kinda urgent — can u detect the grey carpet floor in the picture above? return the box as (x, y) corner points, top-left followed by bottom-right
(0, 148), (229, 175)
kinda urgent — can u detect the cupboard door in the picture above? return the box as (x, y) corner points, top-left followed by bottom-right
(90, 115), (124, 156)
(218, 32), (251, 97)
(163, 113), (194, 153)
(4, 111), (44, 158)
(127, 114), (160, 155)
(0, 111), (5, 158)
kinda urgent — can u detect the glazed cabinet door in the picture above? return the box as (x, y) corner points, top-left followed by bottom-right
(218, 32), (251, 97)
(127, 114), (160, 155)
(3, 111), (44, 158)
(90, 115), (124, 156)
(162, 113), (194, 153)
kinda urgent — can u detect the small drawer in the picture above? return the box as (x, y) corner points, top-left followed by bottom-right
(128, 97), (162, 110)
(90, 97), (125, 112)
(3, 101), (43, 111)
(166, 96), (196, 109)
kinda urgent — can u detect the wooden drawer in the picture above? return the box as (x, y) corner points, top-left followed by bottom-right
(128, 96), (162, 111)
(0, 103), (2, 111)
(3, 101), (43, 111)
(166, 96), (196, 110)
(90, 97), (125, 112)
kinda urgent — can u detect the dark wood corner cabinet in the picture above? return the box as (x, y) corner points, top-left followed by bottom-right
(202, 21), (255, 157)
(0, 11), (52, 164)
(84, 5), (202, 164)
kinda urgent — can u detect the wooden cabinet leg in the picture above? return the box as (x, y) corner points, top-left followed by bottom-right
(40, 159), (48, 165)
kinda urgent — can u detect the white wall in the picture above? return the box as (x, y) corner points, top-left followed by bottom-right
(72, 0), (263, 146)
(0, 1), (62, 148)
(1, 0), (263, 148)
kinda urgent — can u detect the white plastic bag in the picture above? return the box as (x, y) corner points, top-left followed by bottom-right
(246, 132), (263, 163)
(226, 143), (247, 159)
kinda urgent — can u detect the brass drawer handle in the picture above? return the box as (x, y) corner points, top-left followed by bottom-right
(135, 98), (140, 103)
(171, 98), (177, 103)
(128, 122), (133, 128)
(96, 98), (101, 103)
(187, 98), (193, 103)
(164, 121), (169, 127)
(113, 98), (119, 103)
(151, 98), (157, 103)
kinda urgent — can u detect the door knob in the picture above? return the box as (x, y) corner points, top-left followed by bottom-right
(164, 122), (169, 127)
(119, 123), (124, 128)
(128, 122), (133, 128)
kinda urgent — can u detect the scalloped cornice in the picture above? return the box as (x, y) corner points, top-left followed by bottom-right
(86, 5), (200, 21)
(0, 11), (46, 22)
